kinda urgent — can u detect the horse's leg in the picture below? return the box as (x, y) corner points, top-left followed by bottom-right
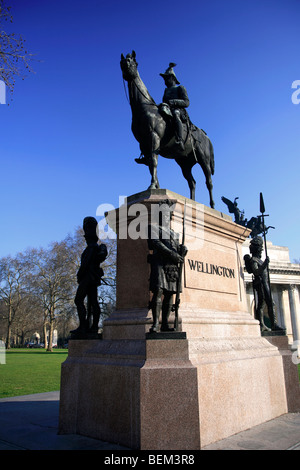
(148, 153), (160, 189)
(147, 132), (160, 190)
(207, 178), (214, 208)
(195, 145), (215, 208)
(203, 163), (214, 209)
(176, 158), (196, 200)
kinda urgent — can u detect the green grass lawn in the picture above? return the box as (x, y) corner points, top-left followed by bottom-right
(0, 349), (68, 398)
(0, 349), (299, 400)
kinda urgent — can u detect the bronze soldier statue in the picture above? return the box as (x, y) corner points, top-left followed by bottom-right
(159, 63), (190, 151)
(71, 217), (108, 339)
(244, 237), (284, 333)
(147, 200), (187, 332)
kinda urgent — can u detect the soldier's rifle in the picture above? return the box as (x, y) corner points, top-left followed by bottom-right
(173, 201), (186, 330)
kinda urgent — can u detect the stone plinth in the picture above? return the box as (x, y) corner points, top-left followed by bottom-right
(140, 336), (200, 450)
(59, 189), (300, 449)
(59, 339), (143, 448)
(104, 189), (259, 339)
(265, 335), (300, 412)
(59, 336), (200, 450)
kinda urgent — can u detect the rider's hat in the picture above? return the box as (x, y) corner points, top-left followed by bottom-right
(160, 63), (180, 84)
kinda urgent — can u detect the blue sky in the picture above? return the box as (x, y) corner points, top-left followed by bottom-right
(1, 0), (299, 261)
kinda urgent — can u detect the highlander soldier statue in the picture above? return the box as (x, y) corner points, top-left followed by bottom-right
(147, 200), (187, 332)
(71, 217), (107, 339)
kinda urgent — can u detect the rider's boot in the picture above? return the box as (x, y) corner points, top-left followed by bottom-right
(135, 153), (148, 165)
(174, 113), (185, 151)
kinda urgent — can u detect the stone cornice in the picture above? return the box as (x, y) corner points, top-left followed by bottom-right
(269, 267), (300, 276)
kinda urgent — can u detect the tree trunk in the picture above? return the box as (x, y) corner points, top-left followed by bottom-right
(6, 303), (12, 349)
(47, 308), (55, 352)
(47, 325), (53, 352)
(43, 323), (48, 349)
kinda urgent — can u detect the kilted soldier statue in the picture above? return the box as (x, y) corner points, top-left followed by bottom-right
(147, 200), (187, 332)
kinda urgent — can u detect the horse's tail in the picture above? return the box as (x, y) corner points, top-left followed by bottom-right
(209, 140), (215, 175)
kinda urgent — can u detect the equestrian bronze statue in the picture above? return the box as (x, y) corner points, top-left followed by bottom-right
(120, 51), (215, 208)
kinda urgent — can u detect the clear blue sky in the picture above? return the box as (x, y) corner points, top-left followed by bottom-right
(1, 0), (299, 261)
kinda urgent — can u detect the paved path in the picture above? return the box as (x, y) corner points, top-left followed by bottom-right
(0, 392), (299, 450)
(0, 392), (128, 450)
(202, 412), (300, 450)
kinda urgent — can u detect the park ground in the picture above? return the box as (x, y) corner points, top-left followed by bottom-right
(0, 349), (299, 399)
(0, 349), (68, 398)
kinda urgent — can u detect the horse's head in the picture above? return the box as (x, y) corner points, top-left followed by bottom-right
(120, 50), (138, 81)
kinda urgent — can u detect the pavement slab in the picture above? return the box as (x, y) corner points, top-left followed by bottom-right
(0, 392), (299, 451)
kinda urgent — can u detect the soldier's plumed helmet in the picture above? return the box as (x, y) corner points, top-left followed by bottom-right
(250, 236), (263, 254)
(160, 63), (180, 85)
(250, 236), (263, 247)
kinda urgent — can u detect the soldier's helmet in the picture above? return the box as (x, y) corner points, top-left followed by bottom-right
(160, 63), (180, 85)
(249, 236), (263, 254)
(83, 217), (98, 240)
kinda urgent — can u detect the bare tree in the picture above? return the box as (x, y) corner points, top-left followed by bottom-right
(0, 255), (25, 348)
(26, 242), (77, 352)
(0, 0), (34, 95)
(98, 235), (116, 322)
(0, 228), (117, 349)
(12, 293), (43, 346)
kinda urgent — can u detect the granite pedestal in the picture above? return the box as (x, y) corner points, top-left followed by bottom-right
(59, 189), (300, 448)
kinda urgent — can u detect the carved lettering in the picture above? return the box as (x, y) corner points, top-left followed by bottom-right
(187, 258), (235, 279)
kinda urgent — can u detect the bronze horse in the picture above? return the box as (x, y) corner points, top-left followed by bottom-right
(120, 51), (215, 207)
